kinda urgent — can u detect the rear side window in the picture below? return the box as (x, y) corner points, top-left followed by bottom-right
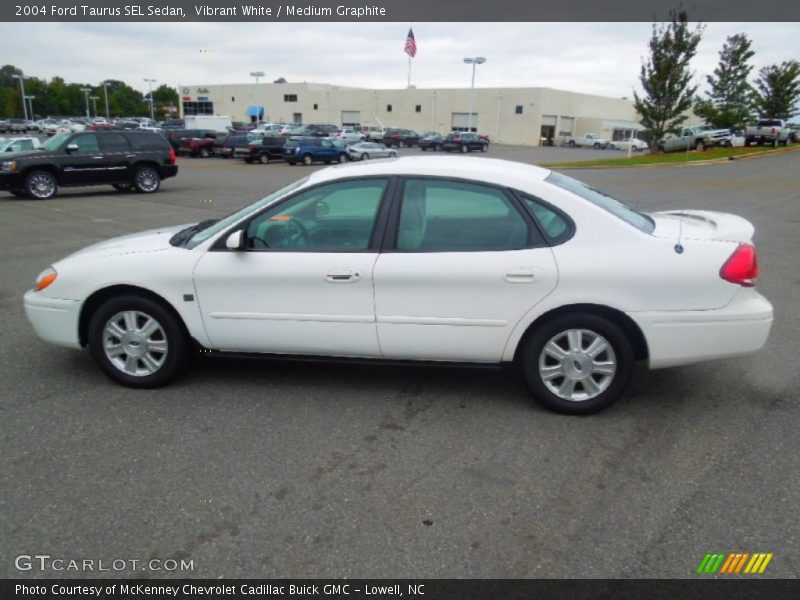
(127, 132), (168, 151)
(396, 179), (533, 252)
(101, 133), (130, 152)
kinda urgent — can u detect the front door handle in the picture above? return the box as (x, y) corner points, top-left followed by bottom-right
(504, 267), (539, 284)
(325, 269), (362, 283)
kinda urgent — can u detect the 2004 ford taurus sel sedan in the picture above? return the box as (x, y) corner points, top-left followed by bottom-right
(24, 157), (773, 414)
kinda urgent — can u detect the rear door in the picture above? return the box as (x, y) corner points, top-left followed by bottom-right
(99, 132), (133, 182)
(373, 177), (559, 362)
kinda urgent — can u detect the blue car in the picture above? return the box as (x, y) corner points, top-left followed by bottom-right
(283, 136), (349, 166)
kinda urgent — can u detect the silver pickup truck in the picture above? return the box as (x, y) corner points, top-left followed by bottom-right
(744, 119), (791, 147)
(658, 125), (733, 152)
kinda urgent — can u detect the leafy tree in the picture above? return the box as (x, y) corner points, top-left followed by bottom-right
(152, 84), (178, 105)
(633, 11), (704, 150)
(694, 34), (755, 130)
(753, 60), (800, 120)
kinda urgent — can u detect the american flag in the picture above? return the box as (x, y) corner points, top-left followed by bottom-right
(404, 28), (417, 58)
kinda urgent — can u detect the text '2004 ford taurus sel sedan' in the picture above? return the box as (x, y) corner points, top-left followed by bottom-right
(23, 157), (773, 414)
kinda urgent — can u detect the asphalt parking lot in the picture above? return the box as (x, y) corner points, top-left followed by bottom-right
(1, 144), (797, 579)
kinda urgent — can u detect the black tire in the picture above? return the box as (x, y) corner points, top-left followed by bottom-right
(338, 153), (347, 163)
(695, 140), (705, 151)
(389, 152), (397, 158)
(112, 183), (132, 192)
(421, 146), (427, 151)
(657, 145), (665, 153)
(244, 158), (254, 164)
(481, 144), (488, 152)
(460, 144), (468, 153)
(24, 170), (58, 200)
(302, 154), (312, 166)
(519, 313), (634, 415)
(593, 143), (601, 149)
(132, 165), (161, 193)
(361, 153), (369, 160)
(88, 294), (190, 388)
(287, 161), (296, 166)
(568, 140), (576, 147)
(199, 147), (210, 158)
(259, 153), (269, 164)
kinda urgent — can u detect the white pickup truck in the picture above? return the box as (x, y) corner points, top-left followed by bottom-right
(565, 133), (609, 149)
(658, 125), (732, 152)
(744, 119), (791, 147)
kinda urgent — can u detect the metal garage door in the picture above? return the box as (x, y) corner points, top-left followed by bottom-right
(452, 112), (478, 132)
(559, 116), (575, 136)
(541, 115), (557, 126)
(341, 111), (361, 126)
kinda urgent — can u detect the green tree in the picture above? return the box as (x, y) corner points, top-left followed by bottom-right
(633, 11), (704, 150)
(753, 60), (800, 120)
(694, 34), (755, 130)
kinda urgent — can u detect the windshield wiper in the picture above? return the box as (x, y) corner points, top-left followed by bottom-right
(169, 218), (219, 247)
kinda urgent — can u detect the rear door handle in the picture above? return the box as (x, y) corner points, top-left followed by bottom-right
(325, 269), (362, 283)
(504, 267), (539, 284)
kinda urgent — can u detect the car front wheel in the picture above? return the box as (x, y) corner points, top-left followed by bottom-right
(338, 153), (347, 163)
(132, 165), (161, 193)
(25, 170), (58, 200)
(520, 313), (633, 415)
(302, 154), (313, 166)
(461, 145), (468, 153)
(259, 154), (269, 164)
(88, 294), (190, 388)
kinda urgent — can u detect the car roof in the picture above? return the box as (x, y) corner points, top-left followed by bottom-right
(307, 156), (551, 187)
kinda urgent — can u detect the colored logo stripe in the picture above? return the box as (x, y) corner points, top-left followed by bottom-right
(697, 552), (773, 574)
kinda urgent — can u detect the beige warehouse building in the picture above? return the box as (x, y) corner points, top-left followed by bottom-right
(178, 81), (644, 147)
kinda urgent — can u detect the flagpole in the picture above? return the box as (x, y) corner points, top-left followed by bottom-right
(407, 55), (411, 88)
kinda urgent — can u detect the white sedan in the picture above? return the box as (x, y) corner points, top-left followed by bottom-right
(23, 157), (773, 414)
(607, 138), (649, 151)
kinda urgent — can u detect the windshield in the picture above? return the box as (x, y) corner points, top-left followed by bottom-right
(546, 171), (655, 234)
(41, 134), (70, 151)
(183, 176), (311, 249)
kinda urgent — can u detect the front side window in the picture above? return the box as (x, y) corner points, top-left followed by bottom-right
(396, 179), (532, 252)
(71, 134), (100, 153)
(246, 178), (388, 251)
(546, 171), (654, 234)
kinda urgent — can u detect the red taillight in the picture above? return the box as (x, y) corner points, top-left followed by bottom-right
(720, 244), (759, 287)
(168, 147), (176, 165)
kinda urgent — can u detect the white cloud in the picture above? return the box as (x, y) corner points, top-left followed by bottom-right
(1, 22), (798, 98)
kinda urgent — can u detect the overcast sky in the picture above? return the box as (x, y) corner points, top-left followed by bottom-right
(2, 22), (798, 98)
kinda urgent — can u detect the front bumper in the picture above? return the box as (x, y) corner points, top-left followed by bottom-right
(630, 289), (773, 369)
(0, 171), (25, 190)
(23, 290), (82, 350)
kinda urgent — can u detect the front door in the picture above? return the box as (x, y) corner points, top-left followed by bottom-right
(61, 133), (106, 184)
(373, 177), (559, 362)
(193, 177), (392, 357)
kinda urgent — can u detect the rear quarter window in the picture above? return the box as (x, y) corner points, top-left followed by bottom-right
(127, 132), (169, 152)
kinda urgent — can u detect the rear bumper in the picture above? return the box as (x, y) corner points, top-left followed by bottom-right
(159, 165), (178, 179)
(23, 290), (82, 350)
(630, 289), (773, 369)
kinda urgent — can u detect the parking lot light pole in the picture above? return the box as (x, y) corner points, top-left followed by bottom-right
(249, 71), (264, 124)
(463, 57), (486, 133)
(90, 96), (99, 118)
(102, 81), (111, 120)
(80, 87), (92, 119)
(25, 95), (35, 120)
(12, 74), (28, 121)
(143, 78), (157, 122)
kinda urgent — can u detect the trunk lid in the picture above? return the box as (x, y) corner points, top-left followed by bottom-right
(649, 210), (754, 243)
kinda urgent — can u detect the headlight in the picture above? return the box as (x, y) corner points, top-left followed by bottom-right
(1, 161), (17, 172)
(35, 267), (58, 292)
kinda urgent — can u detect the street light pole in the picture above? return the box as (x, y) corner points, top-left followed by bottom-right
(90, 96), (99, 118)
(143, 78), (157, 121)
(80, 87), (92, 119)
(12, 74), (28, 121)
(25, 95), (35, 120)
(249, 71), (265, 124)
(102, 81), (111, 119)
(463, 57), (486, 133)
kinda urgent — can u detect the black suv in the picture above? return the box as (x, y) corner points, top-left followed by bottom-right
(306, 124), (339, 137)
(239, 135), (287, 164)
(0, 130), (178, 200)
(442, 132), (489, 153)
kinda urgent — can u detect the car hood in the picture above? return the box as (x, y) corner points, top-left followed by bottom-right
(650, 210), (754, 243)
(64, 224), (189, 260)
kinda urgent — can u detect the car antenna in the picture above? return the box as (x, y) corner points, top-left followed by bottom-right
(675, 211), (685, 254)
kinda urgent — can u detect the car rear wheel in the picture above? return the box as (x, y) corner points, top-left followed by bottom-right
(389, 151), (397, 158)
(361, 153), (369, 160)
(24, 170), (58, 200)
(259, 154), (269, 164)
(302, 154), (312, 166)
(568, 140), (576, 147)
(132, 165), (160, 193)
(199, 147), (210, 158)
(461, 145), (468, 153)
(481, 144), (488, 152)
(88, 294), (190, 388)
(520, 313), (633, 415)
(287, 161), (296, 166)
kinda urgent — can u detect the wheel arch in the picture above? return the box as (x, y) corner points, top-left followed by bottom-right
(78, 284), (193, 347)
(511, 303), (649, 363)
(22, 164), (60, 182)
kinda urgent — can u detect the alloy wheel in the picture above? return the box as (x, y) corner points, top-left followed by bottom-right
(103, 310), (169, 377)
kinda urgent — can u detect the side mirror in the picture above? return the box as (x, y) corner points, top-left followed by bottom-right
(66, 143), (79, 153)
(225, 230), (247, 251)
